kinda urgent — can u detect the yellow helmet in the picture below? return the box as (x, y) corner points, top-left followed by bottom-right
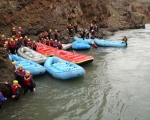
(58, 41), (60, 43)
(50, 39), (52, 40)
(55, 40), (57, 41)
(15, 38), (18, 41)
(20, 37), (23, 39)
(5, 41), (8, 44)
(13, 80), (18, 85)
(18, 65), (22, 68)
(10, 38), (13, 41)
(55, 29), (57, 31)
(33, 41), (35, 43)
(25, 36), (27, 38)
(12, 36), (15, 38)
(18, 27), (21, 29)
(12, 27), (15, 29)
(12, 61), (16, 65)
(4, 44), (6, 47)
(26, 71), (30, 75)
(1, 35), (4, 37)
(28, 39), (30, 41)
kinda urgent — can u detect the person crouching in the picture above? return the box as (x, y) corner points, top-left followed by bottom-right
(5, 80), (22, 100)
(24, 71), (36, 94)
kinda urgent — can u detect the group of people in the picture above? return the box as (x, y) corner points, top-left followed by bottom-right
(38, 29), (63, 50)
(0, 63), (36, 108)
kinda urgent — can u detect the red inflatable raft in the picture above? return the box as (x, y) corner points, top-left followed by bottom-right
(36, 43), (94, 64)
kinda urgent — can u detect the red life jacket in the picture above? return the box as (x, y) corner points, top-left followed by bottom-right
(12, 30), (16, 35)
(16, 34), (21, 39)
(44, 33), (48, 38)
(27, 41), (32, 47)
(93, 43), (97, 48)
(50, 41), (53, 46)
(54, 31), (58, 35)
(9, 41), (16, 48)
(11, 84), (21, 95)
(16, 69), (25, 76)
(39, 35), (43, 40)
(74, 25), (77, 28)
(57, 43), (62, 49)
(24, 75), (32, 86)
(1, 38), (7, 44)
(40, 40), (44, 44)
(18, 29), (23, 33)
(32, 43), (37, 49)
(53, 41), (57, 47)
(24, 38), (28, 43)
(67, 25), (71, 29)
(46, 40), (49, 45)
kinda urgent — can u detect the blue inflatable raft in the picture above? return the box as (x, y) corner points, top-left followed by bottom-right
(72, 40), (90, 50)
(94, 38), (127, 47)
(44, 57), (85, 80)
(74, 36), (94, 45)
(9, 54), (46, 76)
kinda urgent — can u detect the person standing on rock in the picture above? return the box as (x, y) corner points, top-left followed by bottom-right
(27, 39), (32, 48)
(39, 33), (43, 41)
(0, 92), (7, 109)
(24, 71), (36, 94)
(44, 31), (49, 39)
(67, 24), (74, 36)
(11, 27), (17, 36)
(57, 41), (62, 50)
(1, 35), (7, 44)
(93, 24), (98, 33)
(18, 27), (24, 38)
(5, 80), (22, 100)
(23, 36), (29, 46)
(8, 39), (16, 54)
(45, 37), (50, 46)
(80, 30), (85, 40)
(54, 29), (58, 40)
(74, 23), (78, 33)
(89, 23), (94, 32)
(47, 29), (52, 39)
(31, 41), (38, 51)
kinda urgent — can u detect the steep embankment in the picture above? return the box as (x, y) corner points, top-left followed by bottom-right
(0, 43), (15, 96)
(0, 0), (150, 95)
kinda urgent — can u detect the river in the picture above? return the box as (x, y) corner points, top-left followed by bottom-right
(1, 28), (150, 120)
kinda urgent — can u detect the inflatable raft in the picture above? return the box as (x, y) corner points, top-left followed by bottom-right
(9, 54), (46, 76)
(72, 40), (90, 50)
(74, 36), (94, 45)
(17, 47), (47, 64)
(62, 43), (72, 50)
(94, 38), (127, 47)
(36, 43), (94, 64)
(44, 57), (85, 80)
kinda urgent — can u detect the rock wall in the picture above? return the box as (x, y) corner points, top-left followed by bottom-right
(0, 43), (15, 96)
(0, 0), (149, 39)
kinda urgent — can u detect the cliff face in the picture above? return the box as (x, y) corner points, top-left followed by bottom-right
(0, 0), (150, 38)
(0, 0), (150, 95)
(0, 43), (15, 96)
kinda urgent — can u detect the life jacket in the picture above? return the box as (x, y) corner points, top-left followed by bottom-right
(9, 41), (16, 48)
(46, 39), (49, 45)
(24, 75), (32, 86)
(12, 30), (16, 35)
(32, 43), (37, 49)
(18, 29), (23, 33)
(44, 33), (48, 38)
(27, 41), (32, 47)
(93, 25), (97, 31)
(53, 41), (57, 47)
(1, 38), (7, 44)
(67, 25), (71, 30)
(24, 38), (28, 43)
(16, 34), (21, 39)
(16, 69), (25, 76)
(39, 35), (43, 40)
(93, 43), (97, 48)
(57, 43), (62, 49)
(54, 31), (58, 35)
(11, 84), (21, 95)
(50, 41), (53, 46)
(40, 39), (44, 44)
(74, 25), (77, 29)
